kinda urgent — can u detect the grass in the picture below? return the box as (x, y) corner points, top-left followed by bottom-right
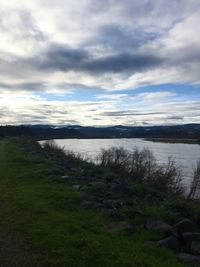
(0, 138), (188, 267)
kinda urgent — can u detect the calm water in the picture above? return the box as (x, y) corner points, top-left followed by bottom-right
(41, 138), (200, 186)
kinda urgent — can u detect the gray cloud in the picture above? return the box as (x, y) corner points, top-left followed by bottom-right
(26, 43), (162, 75)
(37, 44), (88, 72)
(0, 0), (199, 126)
(87, 24), (160, 52)
(101, 111), (165, 117)
(84, 53), (163, 74)
(0, 1), (199, 88)
(167, 115), (184, 120)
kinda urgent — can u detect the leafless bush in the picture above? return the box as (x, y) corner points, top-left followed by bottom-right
(150, 157), (184, 195)
(43, 140), (66, 155)
(64, 149), (86, 162)
(128, 148), (157, 183)
(97, 147), (184, 196)
(187, 160), (200, 199)
(97, 147), (130, 171)
(42, 140), (86, 163)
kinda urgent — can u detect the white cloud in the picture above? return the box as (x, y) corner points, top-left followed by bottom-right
(137, 91), (176, 100)
(0, 0), (199, 125)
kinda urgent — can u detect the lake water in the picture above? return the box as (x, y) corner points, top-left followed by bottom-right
(41, 138), (200, 186)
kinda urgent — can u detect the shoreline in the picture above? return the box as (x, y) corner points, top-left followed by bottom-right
(145, 138), (200, 145)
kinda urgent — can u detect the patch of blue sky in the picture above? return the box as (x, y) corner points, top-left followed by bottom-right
(70, 88), (103, 101)
(119, 83), (200, 100)
(37, 92), (73, 101)
(38, 86), (104, 102)
(37, 83), (200, 103)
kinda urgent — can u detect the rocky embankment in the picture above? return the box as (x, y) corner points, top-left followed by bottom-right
(21, 139), (200, 265)
(60, 173), (200, 265)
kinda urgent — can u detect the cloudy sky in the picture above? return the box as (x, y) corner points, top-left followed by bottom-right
(0, 0), (200, 126)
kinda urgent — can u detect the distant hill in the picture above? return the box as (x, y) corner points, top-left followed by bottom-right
(0, 125), (83, 139)
(66, 124), (200, 139)
(0, 124), (200, 140)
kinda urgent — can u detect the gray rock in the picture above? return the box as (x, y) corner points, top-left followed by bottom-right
(157, 236), (181, 252)
(88, 181), (105, 186)
(145, 192), (165, 202)
(103, 199), (123, 210)
(182, 232), (200, 247)
(72, 185), (82, 191)
(191, 241), (200, 255)
(84, 192), (104, 202)
(124, 199), (135, 207)
(176, 253), (200, 264)
(108, 182), (120, 190)
(87, 181), (107, 191)
(104, 221), (133, 233)
(109, 182), (134, 196)
(61, 175), (70, 179)
(173, 219), (199, 238)
(145, 219), (172, 235)
(79, 186), (87, 191)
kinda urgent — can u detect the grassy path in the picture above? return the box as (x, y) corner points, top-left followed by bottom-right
(0, 139), (186, 267)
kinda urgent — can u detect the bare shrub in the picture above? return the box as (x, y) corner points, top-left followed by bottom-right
(64, 149), (85, 162)
(97, 147), (184, 196)
(128, 148), (157, 183)
(43, 140), (66, 155)
(97, 147), (129, 171)
(43, 140), (85, 161)
(187, 160), (200, 199)
(150, 157), (184, 195)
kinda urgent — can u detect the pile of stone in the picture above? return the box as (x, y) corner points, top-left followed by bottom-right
(146, 218), (200, 265)
(60, 169), (200, 265)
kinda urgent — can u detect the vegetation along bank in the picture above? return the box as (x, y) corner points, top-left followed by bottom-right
(0, 137), (200, 266)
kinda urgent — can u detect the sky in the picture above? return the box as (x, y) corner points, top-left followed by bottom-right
(0, 0), (200, 126)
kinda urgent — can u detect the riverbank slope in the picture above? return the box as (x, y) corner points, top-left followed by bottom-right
(0, 138), (198, 267)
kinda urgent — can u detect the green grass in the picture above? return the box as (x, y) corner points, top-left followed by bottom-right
(0, 139), (187, 267)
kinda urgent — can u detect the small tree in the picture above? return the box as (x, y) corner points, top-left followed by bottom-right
(187, 160), (200, 199)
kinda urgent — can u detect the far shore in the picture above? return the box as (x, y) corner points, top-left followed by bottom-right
(145, 138), (200, 144)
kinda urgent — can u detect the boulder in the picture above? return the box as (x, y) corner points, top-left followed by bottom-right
(109, 182), (134, 196)
(176, 253), (200, 264)
(103, 199), (123, 210)
(145, 192), (166, 202)
(182, 232), (200, 247)
(83, 193), (104, 204)
(157, 236), (181, 252)
(191, 241), (200, 255)
(79, 185), (90, 191)
(145, 219), (172, 235)
(87, 181), (107, 191)
(72, 184), (81, 191)
(173, 219), (199, 238)
(88, 181), (106, 187)
(61, 175), (70, 179)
